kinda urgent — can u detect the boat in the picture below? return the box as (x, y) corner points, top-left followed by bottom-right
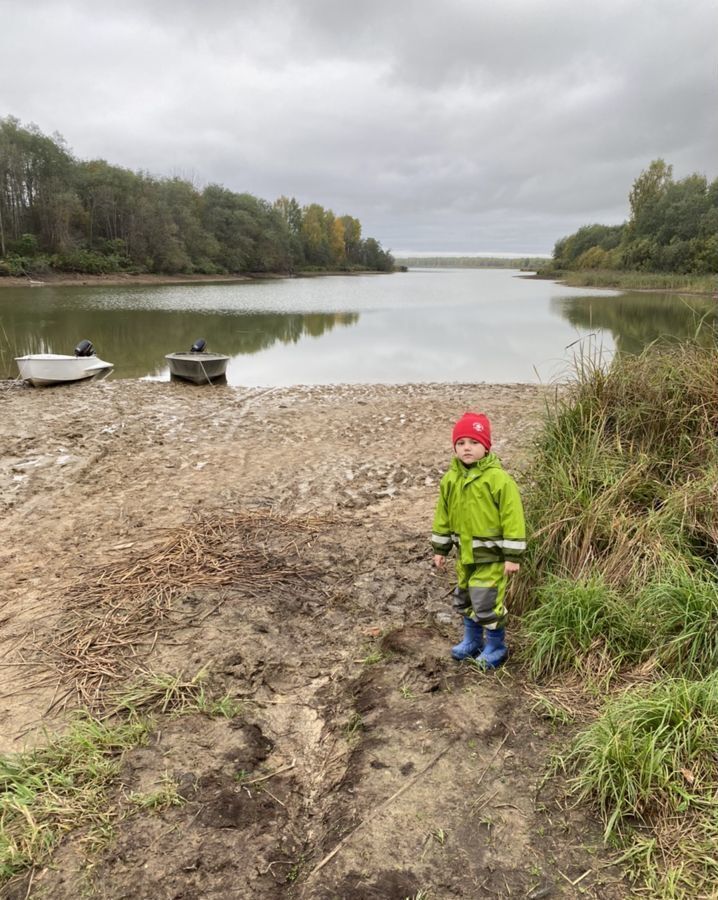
(165, 339), (229, 384)
(15, 340), (114, 387)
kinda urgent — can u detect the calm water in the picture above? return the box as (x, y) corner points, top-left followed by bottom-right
(0, 270), (714, 384)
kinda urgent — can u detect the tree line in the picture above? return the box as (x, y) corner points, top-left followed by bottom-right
(553, 160), (718, 275)
(0, 117), (394, 277)
(394, 255), (548, 269)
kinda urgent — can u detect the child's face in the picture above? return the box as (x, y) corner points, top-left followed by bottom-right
(454, 438), (487, 465)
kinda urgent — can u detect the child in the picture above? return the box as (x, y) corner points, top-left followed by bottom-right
(431, 412), (526, 668)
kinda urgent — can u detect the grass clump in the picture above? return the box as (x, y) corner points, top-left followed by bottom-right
(521, 339), (718, 894)
(522, 575), (637, 679)
(567, 674), (718, 836)
(0, 713), (149, 881)
(127, 774), (186, 812)
(636, 568), (718, 678)
(111, 668), (242, 719)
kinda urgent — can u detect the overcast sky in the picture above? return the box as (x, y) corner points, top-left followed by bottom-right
(1, 0), (716, 254)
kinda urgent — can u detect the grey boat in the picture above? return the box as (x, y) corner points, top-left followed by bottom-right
(165, 339), (229, 384)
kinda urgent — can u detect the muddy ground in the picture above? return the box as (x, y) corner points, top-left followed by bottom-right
(0, 379), (626, 899)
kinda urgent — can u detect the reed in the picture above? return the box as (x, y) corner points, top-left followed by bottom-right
(520, 339), (718, 894)
(545, 269), (717, 295)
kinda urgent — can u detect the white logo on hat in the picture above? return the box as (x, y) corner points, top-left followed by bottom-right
(473, 422), (484, 433)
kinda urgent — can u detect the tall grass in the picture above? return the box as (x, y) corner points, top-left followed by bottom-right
(523, 575), (639, 679)
(517, 341), (717, 615)
(542, 269), (717, 295)
(520, 339), (718, 895)
(566, 674), (718, 837)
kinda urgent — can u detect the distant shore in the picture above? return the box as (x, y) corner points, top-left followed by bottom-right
(526, 269), (717, 297)
(0, 272), (255, 289)
(0, 269), (395, 289)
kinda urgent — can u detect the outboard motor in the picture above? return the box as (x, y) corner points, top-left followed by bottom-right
(190, 339), (206, 353)
(74, 339), (95, 358)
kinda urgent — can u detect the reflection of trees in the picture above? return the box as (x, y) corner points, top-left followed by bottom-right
(552, 293), (716, 355)
(0, 290), (359, 378)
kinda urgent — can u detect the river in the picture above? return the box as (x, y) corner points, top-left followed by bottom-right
(0, 269), (713, 384)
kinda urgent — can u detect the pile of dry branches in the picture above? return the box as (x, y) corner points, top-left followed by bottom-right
(41, 508), (325, 702)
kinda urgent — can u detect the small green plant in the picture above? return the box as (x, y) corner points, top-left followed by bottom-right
(286, 855), (306, 883)
(360, 648), (385, 666)
(128, 774), (185, 811)
(205, 695), (243, 719)
(399, 685), (416, 700)
(531, 695), (576, 726)
(344, 712), (364, 741)
(431, 827), (447, 846)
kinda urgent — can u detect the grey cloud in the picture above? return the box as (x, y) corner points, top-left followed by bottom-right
(0, 0), (716, 253)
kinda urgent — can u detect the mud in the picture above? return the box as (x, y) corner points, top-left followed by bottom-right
(0, 379), (626, 898)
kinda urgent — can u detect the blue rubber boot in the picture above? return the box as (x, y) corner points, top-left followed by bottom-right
(451, 617), (484, 661)
(474, 627), (508, 669)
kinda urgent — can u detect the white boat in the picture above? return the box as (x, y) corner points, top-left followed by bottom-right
(165, 339), (229, 384)
(15, 341), (113, 387)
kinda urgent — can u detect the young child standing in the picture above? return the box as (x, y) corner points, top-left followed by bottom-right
(431, 412), (526, 668)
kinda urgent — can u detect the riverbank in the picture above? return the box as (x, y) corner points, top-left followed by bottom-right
(530, 268), (717, 296)
(0, 379), (625, 899)
(0, 272), (255, 288)
(0, 268), (396, 289)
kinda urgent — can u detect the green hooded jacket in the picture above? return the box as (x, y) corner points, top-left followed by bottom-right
(431, 453), (526, 566)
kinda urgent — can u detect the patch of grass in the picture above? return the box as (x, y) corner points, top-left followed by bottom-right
(636, 569), (718, 677)
(520, 340), (718, 895)
(516, 341), (717, 618)
(0, 713), (149, 882)
(359, 647), (385, 666)
(128, 774), (185, 811)
(547, 268), (717, 295)
(343, 712), (364, 742)
(530, 695), (576, 726)
(521, 575), (639, 679)
(0, 668), (245, 886)
(565, 674), (718, 893)
(111, 668), (242, 719)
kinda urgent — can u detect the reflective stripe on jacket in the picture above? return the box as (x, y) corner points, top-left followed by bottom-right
(431, 453), (526, 565)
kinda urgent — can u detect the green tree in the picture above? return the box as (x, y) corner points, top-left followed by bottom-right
(628, 158), (673, 237)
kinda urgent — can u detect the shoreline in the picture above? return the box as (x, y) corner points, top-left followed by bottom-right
(524, 271), (717, 297)
(0, 269), (394, 288)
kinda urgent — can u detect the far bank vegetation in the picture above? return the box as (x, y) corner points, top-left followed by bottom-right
(0, 117), (394, 279)
(543, 160), (718, 293)
(393, 255), (548, 270)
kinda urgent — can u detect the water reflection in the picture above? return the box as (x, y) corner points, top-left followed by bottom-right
(0, 271), (714, 384)
(553, 292), (716, 355)
(0, 301), (358, 379)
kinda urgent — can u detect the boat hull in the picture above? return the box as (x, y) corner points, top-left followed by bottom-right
(15, 354), (114, 387)
(165, 352), (230, 384)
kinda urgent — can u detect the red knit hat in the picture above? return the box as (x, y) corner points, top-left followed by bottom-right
(452, 412), (492, 451)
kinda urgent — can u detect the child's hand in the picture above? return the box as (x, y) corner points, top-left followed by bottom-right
(433, 555), (446, 570)
(504, 561), (520, 575)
